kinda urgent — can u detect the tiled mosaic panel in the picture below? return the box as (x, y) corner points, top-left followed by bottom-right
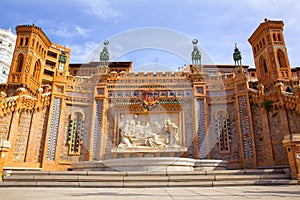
(238, 96), (253, 158)
(92, 100), (103, 160)
(198, 99), (206, 159)
(46, 97), (61, 160)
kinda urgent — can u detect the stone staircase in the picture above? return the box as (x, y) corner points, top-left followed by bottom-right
(0, 168), (298, 188)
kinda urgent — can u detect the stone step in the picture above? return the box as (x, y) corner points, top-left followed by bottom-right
(4, 168), (291, 177)
(0, 179), (297, 188)
(1, 168), (296, 188)
(3, 172), (290, 182)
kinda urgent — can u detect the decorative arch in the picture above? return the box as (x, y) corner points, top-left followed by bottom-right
(16, 54), (24, 72)
(277, 49), (287, 68)
(33, 60), (41, 79)
(259, 56), (268, 75)
(67, 111), (85, 155)
(215, 110), (231, 153)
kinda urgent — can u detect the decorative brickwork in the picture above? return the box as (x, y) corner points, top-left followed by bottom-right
(92, 100), (103, 160)
(46, 97), (61, 160)
(197, 99), (206, 159)
(238, 96), (253, 159)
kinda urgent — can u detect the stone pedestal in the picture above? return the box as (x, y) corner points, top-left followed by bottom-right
(283, 134), (300, 182)
(0, 139), (11, 180)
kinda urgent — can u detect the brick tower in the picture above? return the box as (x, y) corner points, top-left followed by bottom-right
(7, 24), (70, 95)
(248, 19), (292, 91)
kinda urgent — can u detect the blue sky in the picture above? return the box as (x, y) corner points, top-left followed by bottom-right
(2, 0), (300, 71)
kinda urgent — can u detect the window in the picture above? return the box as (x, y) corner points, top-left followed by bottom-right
(67, 112), (85, 155)
(259, 56), (268, 75)
(277, 49), (287, 68)
(16, 54), (24, 72)
(20, 38), (24, 46)
(273, 33), (277, 41)
(277, 34), (281, 41)
(263, 60), (268, 74)
(33, 60), (41, 79)
(25, 37), (29, 46)
(215, 110), (231, 153)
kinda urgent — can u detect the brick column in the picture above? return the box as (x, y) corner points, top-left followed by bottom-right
(283, 134), (300, 182)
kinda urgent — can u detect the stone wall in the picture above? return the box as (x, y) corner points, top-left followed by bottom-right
(287, 109), (300, 134)
(32, 109), (49, 163)
(250, 104), (266, 166)
(267, 109), (289, 166)
(0, 113), (12, 140)
(250, 104), (290, 167)
(184, 99), (195, 158)
(12, 111), (31, 162)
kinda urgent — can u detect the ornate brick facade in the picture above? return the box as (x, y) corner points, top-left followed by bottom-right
(0, 20), (299, 181)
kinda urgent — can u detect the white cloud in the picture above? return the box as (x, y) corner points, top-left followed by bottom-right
(77, 0), (120, 21)
(36, 19), (90, 39)
(68, 41), (100, 63)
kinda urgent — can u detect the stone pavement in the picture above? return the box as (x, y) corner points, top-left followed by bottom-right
(0, 185), (300, 200)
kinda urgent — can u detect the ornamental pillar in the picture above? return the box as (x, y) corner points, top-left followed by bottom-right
(0, 139), (11, 180)
(283, 134), (300, 183)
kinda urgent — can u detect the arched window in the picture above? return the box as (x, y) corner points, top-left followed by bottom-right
(277, 34), (281, 41)
(215, 110), (231, 153)
(16, 54), (24, 72)
(259, 41), (262, 48)
(263, 60), (268, 74)
(259, 56), (268, 75)
(273, 33), (277, 41)
(25, 37), (29, 46)
(20, 38), (24, 46)
(67, 112), (85, 155)
(277, 49), (287, 68)
(33, 60), (41, 79)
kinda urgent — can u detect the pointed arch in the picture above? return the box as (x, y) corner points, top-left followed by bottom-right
(33, 60), (41, 79)
(277, 49), (287, 68)
(215, 110), (231, 153)
(16, 54), (24, 72)
(67, 111), (85, 155)
(259, 56), (268, 75)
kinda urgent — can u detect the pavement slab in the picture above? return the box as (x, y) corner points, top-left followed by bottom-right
(0, 185), (299, 200)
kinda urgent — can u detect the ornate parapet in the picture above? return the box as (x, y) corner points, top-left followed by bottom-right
(248, 88), (260, 105)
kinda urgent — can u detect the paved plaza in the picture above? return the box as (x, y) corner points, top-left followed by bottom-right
(0, 185), (299, 200)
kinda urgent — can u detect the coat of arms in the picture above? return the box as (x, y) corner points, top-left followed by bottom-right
(142, 89), (159, 111)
